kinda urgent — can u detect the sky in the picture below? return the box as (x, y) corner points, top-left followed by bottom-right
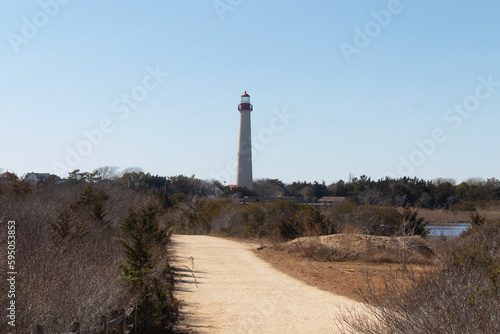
(1, 0), (499, 185)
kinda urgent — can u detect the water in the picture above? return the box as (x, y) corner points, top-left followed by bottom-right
(427, 222), (472, 238)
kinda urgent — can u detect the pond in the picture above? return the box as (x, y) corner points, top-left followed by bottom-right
(426, 222), (472, 238)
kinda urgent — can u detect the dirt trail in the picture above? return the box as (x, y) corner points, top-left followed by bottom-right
(171, 235), (366, 333)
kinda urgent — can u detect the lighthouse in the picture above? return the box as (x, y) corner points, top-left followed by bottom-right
(236, 91), (253, 190)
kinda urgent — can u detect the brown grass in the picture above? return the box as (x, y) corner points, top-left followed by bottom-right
(231, 232), (437, 302)
(254, 233), (435, 302)
(274, 234), (435, 265)
(254, 247), (433, 302)
(335, 221), (500, 334)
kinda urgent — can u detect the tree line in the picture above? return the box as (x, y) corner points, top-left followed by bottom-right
(6, 168), (500, 209)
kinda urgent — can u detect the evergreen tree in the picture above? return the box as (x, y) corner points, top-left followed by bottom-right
(401, 205), (428, 236)
(121, 204), (166, 289)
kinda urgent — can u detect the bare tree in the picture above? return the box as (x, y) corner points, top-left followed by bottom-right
(120, 166), (144, 176)
(93, 166), (120, 180)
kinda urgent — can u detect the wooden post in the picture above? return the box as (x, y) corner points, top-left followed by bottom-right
(34, 325), (44, 334)
(101, 315), (108, 334)
(70, 322), (80, 334)
(134, 305), (138, 334)
(120, 309), (126, 334)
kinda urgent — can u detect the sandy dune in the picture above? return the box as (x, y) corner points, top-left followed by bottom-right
(171, 235), (365, 333)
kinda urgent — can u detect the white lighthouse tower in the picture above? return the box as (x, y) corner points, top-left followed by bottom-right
(236, 91), (253, 190)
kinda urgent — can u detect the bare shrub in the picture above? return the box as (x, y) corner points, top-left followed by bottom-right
(0, 182), (155, 333)
(326, 203), (401, 236)
(277, 234), (434, 265)
(210, 203), (241, 236)
(338, 266), (500, 334)
(275, 237), (352, 262)
(338, 222), (500, 334)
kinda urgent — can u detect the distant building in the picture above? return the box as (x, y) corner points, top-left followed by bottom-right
(24, 172), (58, 184)
(268, 196), (313, 204)
(0, 172), (17, 182)
(318, 196), (347, 205)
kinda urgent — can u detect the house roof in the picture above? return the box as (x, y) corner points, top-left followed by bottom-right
(0, 172), (17, 180)
(25, 173), (53, 181)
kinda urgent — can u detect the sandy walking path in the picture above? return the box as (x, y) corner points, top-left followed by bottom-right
(171, 235), (365, 333)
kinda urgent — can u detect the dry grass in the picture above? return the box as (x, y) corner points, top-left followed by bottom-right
(273, 234), (435, 265)
(256, 227), (500, 334)
(336, 222), (500, 334)
(254, 233), (435, 302)
(336, 265), (500, 334)
(255, 247), (432, 302)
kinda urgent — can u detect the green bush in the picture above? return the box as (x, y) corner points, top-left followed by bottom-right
(168, 199), (329, 241)
(267, 200), (328, 241)
(137, 268), (178, 333)
(240, 203), (271, 238)
(175, 198), (234, 234)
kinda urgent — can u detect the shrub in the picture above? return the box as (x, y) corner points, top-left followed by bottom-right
(240, 203), (271, 238)
(51, 204), (75, 240)
(0, 181), (177, 333)
(268, 200), (328, 241)
(338, 220), (500, 334)
(338, 265), (500, 334)
(0, 184), (138, 333)
(400, 206), (428, 237)
(174, 198), (234, 234)
(120, 204), (177, 332)
(453, 221), (500, 270)
(167, 198), (330, 242)
(326, 203), (401, 236)
(470, 211), (486, 227)
(450, 200), (477, 212)
(121, 204), (162, 290)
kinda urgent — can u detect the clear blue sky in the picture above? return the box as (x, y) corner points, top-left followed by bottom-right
(1, 1), (499, 184)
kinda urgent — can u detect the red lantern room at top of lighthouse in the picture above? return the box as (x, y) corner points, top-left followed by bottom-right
(238, 91), (253, 111)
